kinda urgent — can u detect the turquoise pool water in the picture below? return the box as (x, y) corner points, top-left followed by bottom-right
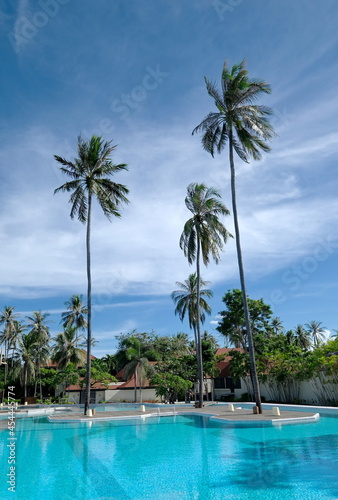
(1, 412), (338, 499)
(94, 403), (146, 412)
(93, 403), (187, 412)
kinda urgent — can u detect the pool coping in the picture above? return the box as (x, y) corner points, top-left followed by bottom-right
(208, 412), (320, 425)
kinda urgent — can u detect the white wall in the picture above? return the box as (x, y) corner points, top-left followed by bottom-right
(95, 391), (106, 403)
(250, 377), (338, 405)
(299, 378), (338, 405)
(67, 392), (80, 404)
(65, 388), (161, 404)
(66, 378), (338, 405)
(104, 388), (159, 403)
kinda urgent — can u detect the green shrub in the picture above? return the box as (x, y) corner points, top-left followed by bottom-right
(236, 393), (251, 402)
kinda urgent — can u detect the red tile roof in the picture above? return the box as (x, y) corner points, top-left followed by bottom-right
(66, 362), (157, 391)
(214, 348), (245, 378)
(215, 347), (245, 356)
(44, 350), (96, 368)
(64, 351), (244, 390)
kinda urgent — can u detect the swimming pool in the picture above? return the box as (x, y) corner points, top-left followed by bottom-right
(94, 403), (150, 412)
(1, 409), (338, 499)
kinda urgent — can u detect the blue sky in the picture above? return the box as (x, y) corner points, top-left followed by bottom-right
(0, 0), (338, 356)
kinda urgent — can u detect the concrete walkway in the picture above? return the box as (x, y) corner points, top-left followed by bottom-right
(47, 404), (319, 426)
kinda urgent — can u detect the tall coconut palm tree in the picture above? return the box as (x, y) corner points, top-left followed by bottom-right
(285, 329), (296, 346)
(16, 333), (37, 398)
(53, 327), (87, 370)
(101, 353), (117, 375)
(0, 306), (19, 402)
(53, 327), (86, 401)
(192, 60), (275, 413)
(179, 183), (232, 407)
(171, 333), (192, 357)
(172, 274), (213, 334)
(26, 312), (51, 400)
(8, 320), (26, 372)
(305, 320), (327, 347)
(54, 135), (129, 415)
(61, 294), (88, 347)
(172, 273), (213, 382)
(271, 317), (284, 336)
(122, 337), (153, 403)
(294, 325), (312, 351)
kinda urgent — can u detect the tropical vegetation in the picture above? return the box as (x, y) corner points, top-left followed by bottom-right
(0, 295), (338, 406)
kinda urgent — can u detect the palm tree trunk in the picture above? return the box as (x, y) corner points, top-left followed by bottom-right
(11, 345), (15, 372)
(3, 339), (8, 403)
(196, 235), (204, 408)
(134, 366), (137, 403)
(84, 193), (92, 416)
(193, 324), (200, 402)
(38, 359), (43, 401)
(1, 341), (8, 403)
(24, 365), (27, 398)
(139, 365), (142, 403)
(229, 130), (262, 413)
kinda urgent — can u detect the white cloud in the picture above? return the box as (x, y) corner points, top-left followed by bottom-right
(274, 132), (338, 165)
(11, 0), (30, 54)
(1, 101), (338, 304)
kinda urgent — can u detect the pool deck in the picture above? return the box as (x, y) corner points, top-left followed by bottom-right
(47, 404), (319, 426)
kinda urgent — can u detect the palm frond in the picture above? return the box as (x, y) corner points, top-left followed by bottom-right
(54, 135), (129, 224)
(69, 185), (87, 222)
(172, 273), (213, 330)
(54, 156), (77, 171)
(193, 59), (275, 165)
(204, 77), (225, 112)
(54, 179), (81, 195)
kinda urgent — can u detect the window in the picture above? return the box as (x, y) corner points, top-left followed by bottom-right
(226, 377), (241, 390)
(214, 377), (226, 389)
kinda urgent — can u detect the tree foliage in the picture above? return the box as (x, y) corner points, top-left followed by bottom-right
(217, 289), (274, 350)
